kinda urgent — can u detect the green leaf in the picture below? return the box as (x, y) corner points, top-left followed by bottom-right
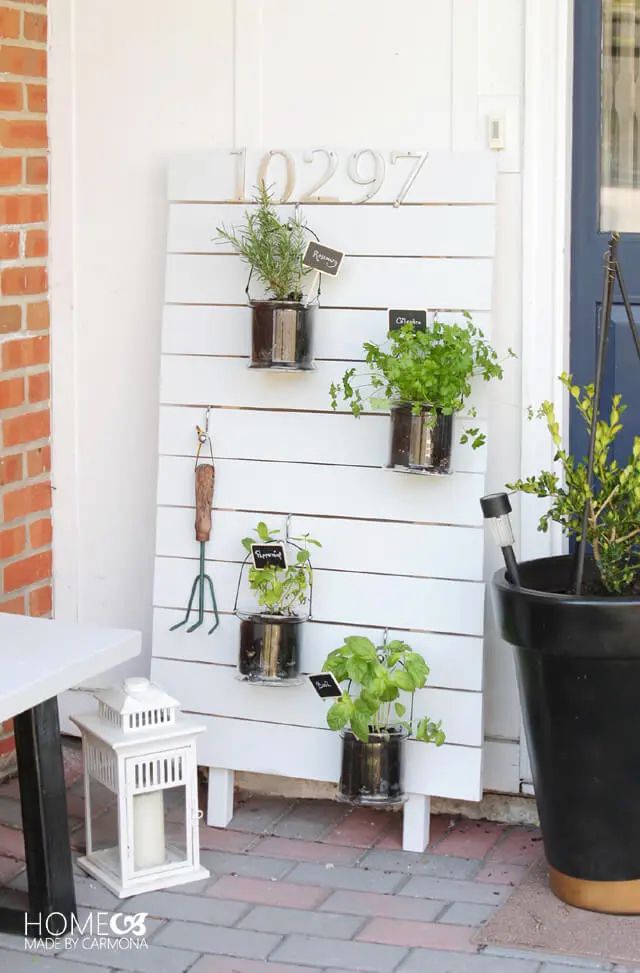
(326, 699), (350, 731)
(350, 710), (370, 743)
(390, 669), (414, 692)
(394, 702), (406, 718)
(404, 653), (429, 689)
(256, 521), (270, 542)
(344, 636), (377, 660)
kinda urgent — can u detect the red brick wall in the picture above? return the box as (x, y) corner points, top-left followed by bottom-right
(0, 0), (50, 775)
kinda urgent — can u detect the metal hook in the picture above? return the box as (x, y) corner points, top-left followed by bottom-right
(285, 513), (292, 544)
(382, 628), (389, 646)
(195, 407), (214, 468)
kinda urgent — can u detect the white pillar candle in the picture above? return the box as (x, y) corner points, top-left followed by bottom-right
(133, 791), (166, 869)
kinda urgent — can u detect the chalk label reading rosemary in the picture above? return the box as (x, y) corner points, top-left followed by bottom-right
(303, 242), (345, 276)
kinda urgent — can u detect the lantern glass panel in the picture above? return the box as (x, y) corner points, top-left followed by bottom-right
(88, 776), (119, 873)
(131, 784), (188, 874)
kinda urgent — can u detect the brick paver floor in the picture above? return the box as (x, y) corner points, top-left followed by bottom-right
(0, 741), (631, 972)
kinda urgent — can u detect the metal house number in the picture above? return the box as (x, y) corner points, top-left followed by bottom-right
(229, 148), (429, 206)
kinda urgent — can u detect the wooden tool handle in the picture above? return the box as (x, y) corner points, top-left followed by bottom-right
(195, 464), (214, 542)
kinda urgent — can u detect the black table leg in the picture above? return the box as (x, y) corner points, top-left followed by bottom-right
(8, 697), (77, 935)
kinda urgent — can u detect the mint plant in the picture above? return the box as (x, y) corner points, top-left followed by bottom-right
(321, 634), (446, 745)
(509, 373), (640, 594)
(329, 317), (510, 449)
(217, 183), (311, 301)
(241, 521), (321, 615)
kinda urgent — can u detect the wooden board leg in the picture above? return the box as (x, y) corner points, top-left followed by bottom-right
(14, 697), (76, 933)
(402, 793), (431, 852)
(206, 768), (234, 827)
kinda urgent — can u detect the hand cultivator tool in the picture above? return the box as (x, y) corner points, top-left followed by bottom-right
(170, 413), (220, 634)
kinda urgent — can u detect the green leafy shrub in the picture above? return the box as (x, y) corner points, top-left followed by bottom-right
(322, 634), (446, 745)
(509, 373), (640, 594)
(241, 521), (321, 615)
(329, 317), (510, 449)
(217, 183), (310, 301)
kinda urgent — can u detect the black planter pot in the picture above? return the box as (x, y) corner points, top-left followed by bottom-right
(237, 614), (304, 684)
(493, 554), (640, 914)
(387, 404), (452, 473)
(339, 727), (406, 806)
(249, 301), (314, 370)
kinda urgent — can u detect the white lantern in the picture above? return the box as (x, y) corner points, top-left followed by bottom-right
(71, 677), (209, 897)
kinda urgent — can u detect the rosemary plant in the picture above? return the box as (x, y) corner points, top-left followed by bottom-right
(217, 183), (311, 301)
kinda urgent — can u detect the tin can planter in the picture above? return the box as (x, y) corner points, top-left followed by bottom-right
(493, 554), (640, 914)
(338, 727), (407, 806)
(237, 613), (304, 685)
(388, 404), (452, 474)
(249, 301), (315, 370)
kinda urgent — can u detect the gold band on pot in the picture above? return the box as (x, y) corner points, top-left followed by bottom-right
(549, 865), (640, 915)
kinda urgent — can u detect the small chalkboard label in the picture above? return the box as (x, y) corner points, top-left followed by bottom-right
(388, 308), (428, 332)
(251, 543), (287, 569)
(308, 672), (343, 699)
(303, 241), (345, 277)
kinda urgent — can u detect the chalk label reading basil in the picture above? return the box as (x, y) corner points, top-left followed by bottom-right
(251, 544), (288, 569)
(303, 242), (345, 277)
(388, 308), (428, 332)
(308, 672), (343, 699)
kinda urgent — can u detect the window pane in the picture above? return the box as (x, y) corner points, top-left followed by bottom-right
(601, 0), (640, 230)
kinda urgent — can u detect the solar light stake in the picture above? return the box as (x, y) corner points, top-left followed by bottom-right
(480, 493), (521, 586)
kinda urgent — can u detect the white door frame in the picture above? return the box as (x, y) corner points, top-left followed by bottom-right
(518, 0), (574, 788)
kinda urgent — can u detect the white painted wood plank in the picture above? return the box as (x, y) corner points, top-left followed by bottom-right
(169, 203), (495, 257)
(157, 407), (488, 475)
(155, 507), (484, 581)
(159, 356), (489, 418)
(157, 457), (484, 527)
(167, 149), (497, 205)
(165, 254), (493, 310)
(152, 608), (483, 691)
(152, 658), (482, 747)
(152, 557), (484, 636)
(161, 306), (493, 360)
(182, 713), (482, 801)
(403, 795), (431, 852)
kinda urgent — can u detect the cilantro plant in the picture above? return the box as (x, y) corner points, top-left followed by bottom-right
(322, 635), (446, 745)
(217, 183), (311, 301)
(509, 373), (640, 594)
(241, 521), (321, 616)
(329, 317), (510, 449)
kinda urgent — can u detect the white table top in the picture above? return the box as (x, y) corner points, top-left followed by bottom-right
(0, 614), (141, 723)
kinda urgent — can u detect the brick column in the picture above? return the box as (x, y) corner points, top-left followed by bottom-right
(0, 0), (50, 778)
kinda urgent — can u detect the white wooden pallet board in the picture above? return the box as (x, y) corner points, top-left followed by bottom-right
(168, 203), (495, 257)
(158, 407), (488, 474)
(154, 507), (484, 581)
(159, 356), (489, 418)
(162, 306), (492, 360)
(166, 253), (493, 310)
(153, 558), (484, 637)
(157, 456), (484, 527)
(153, 658), (481, 747)
(152, 609), (483, 692)
(152, 148), (497, 810)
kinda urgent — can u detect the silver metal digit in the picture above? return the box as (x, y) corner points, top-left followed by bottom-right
(230, 148), (247, 202)
(257, 150), (296, 202)
(300, 149), (339, 202)
(390, 151), (429, 206)
(347, 149), (386, 204)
